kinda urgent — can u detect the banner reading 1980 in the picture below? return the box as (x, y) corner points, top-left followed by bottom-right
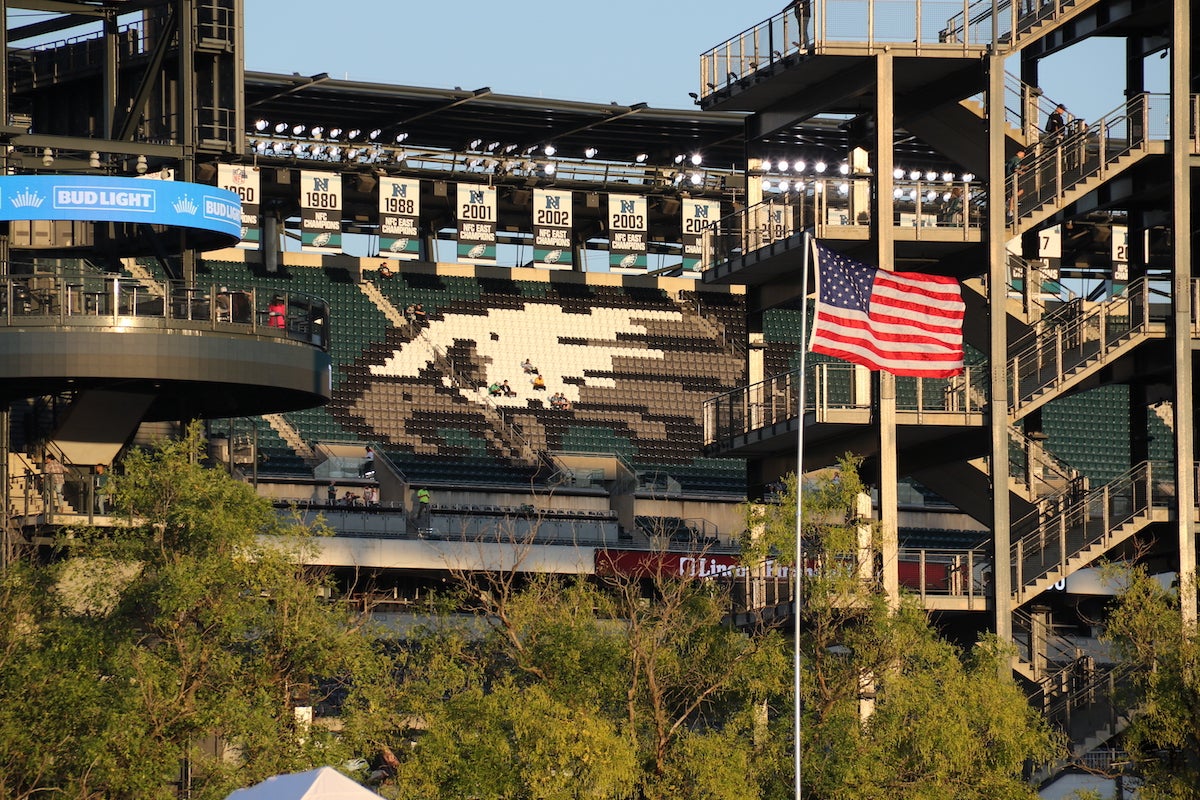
(681, 198), (720, 272)
(456, 184), (496, 264)
(608, 193), (647, 273)
(300, 170), (342, 254)
(378, 176), (420, 260)
(533, 188), (573, 269)
(217, 164), (261, 249)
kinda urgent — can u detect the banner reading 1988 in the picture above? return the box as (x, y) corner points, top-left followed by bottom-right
(378, 176), (420, 260)
(217, 164), (261, 249)
(533, 188), (573, 269)
(608, 194), (647, 273)
(681, 198), (720, 272)
(300, 171), (342, 254)
(456, 184), (496, 264)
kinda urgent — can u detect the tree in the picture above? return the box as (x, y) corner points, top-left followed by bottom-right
(1101, 565), (1200, 798)
(0, 425), (395, 800)
(385, 561), (789, 800)
(747, 457), (1063, 799)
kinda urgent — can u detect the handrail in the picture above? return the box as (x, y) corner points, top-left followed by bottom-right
(1008, 93), (1169, 230)
(942, 0), (1106, 48)
(699, 178), (984, 273)
(0, 275), (330, 351)
(965, 71), (1074, 144)
(1009, 460), (1190, 598)
(703, 363), (987, 448)
(1008, 427), (1083, 503)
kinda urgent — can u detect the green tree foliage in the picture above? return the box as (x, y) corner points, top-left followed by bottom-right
(387, 571), (789, 800)
(1102, 566), (1200, 798)
(0, 425), (394, 800)
(749, 457), (1063, 800)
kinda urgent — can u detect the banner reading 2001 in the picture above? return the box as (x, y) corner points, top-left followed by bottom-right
(682, 198), (720, 272)
(533, 188), (573, 269)
(300, 171), (342, 254)
(456, 184), (496, 264)
(378, 176), (420, 260)
(608, 194), (647, 273)
(217, 164), (261, 249)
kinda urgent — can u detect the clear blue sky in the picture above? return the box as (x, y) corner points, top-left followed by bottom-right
(242, 2), (1162, 124)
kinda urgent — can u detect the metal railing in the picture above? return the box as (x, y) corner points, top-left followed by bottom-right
(1007, 277), (1167, 418)
(964, 71), (1074, 143)
(1009, 427), (1084, 502)
(699, 0), (985, 97)
(1010, 460), (1187, 599)
(0, 275), (330, 351)
(1009, 93), (1168, 229)
(942, 0), (1104, 48)
(703, 363), (987, 448)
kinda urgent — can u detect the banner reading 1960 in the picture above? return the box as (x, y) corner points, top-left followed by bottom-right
(217, 164), (261, 249)
(378, 176), (420, 260)
(608, 193), (647, 273)
(533, 188), (573, 269)
(681, 198), (720, 272)
(300, 170), (342, 254)
(456, 184), (496, 264)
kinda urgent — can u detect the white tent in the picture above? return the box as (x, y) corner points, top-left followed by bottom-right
(225, 767), (382, 800)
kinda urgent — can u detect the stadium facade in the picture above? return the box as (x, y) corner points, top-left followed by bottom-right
(0, 0), (1184, 791)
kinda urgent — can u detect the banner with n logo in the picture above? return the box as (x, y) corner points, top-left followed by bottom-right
(456, 184), (496, 264)
(533, 188), (573, 269)
(681, 198), (720, 272)
(300, 171), (342, 254)
(217, 164), (261, 249)
(378, 177), (420, 260)
(608, 194), (646, 273)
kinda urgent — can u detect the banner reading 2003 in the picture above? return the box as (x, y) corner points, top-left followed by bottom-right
(300, 171), (341, 254)
(533, 188), (573, 269)
(378, 176), (420, 260)
(456, 184), (496, 264)
(608, 194), (647, 273)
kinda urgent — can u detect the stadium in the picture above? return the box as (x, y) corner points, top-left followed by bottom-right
(0, 0), (1190, 796)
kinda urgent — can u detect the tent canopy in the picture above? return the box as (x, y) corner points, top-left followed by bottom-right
(225, 767), (382, 800)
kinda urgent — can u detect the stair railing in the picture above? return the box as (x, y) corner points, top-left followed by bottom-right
(1010, 460), (1179, 600)
(1008, 93), (1166, 228)
(1007, 277), (1161, 418)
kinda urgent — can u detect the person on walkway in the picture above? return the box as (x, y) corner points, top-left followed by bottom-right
(1045, 104), (1067, 140)
(416, 486), (431, 531)
(43, 453), (66, 509)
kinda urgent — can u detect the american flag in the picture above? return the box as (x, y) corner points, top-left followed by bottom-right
(808, 241), (964, 378)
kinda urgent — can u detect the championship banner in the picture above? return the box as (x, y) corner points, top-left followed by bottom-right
(533, 188), (573, 269)
(456, 183), (496, 264)
(681, 198), (720, 272)
(300, 170), (342, 253)
(608, 194), (647, 273)
(378, 176), (420, 260)
(746, 202), (792, 251)
(217, 164), (261, 248)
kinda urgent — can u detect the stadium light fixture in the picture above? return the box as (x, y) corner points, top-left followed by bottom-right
(348, 128), (361, 140)
(690, 153), (703, 166)
(292, 124), (306, 135)
(89, 151), (100, 168)
(942, 171), (955, 182)
(908, 169), (921, 180)
(674, 154), (685, 164)
(136, 154), (148, 174)
(925, 170), (938, 181)
(543, 144), (557, 157)
(690, 173), (703, 186)
(469, 138), (483, 150)
(42, 148), (53, 166)
(814, 161), (827, 173)
(584, 147), (598, 158)
(486, 141), (500, 152)
(328, 127), (343, 139)
(310, 126), (324, 138)
(777, 179), (789, 191)
(273, 122), (289, 134)
(503, 144), (518, 153)
(962, 172), (975, 182)
(395, 132), (409, 143)
(893, 167), (905, 179)
(839, 163), (850, 175)
(369, 128), (382, 140)
(543, 162), (556, 175)
(254, 119), (269, 131)
(794, 160), (806, 173)
(635, 153), (648, 163)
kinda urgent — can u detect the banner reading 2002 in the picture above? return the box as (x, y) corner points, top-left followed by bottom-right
(300, 170), (342, 254)
(378, 176), (420, 260)
(608, 194), (647, 273)
(456, 184), (496, 264)
(533, 188), (573, 269)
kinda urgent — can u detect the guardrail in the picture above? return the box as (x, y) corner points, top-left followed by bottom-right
(0, 275), (330, 351)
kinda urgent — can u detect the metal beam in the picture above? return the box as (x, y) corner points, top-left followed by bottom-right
(8, 132), (184, 158)
(244, 72), (330, 108)
(115, 3), (176, 142)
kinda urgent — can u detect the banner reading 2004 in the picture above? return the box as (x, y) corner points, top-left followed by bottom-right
(300, 171), (342, 254)
(608, 194), (647, 273)
(682, 198), (720, 272)
(533, 188), (573, 269)
(378, 176), (420, 260)
(456, 184), (496, 264)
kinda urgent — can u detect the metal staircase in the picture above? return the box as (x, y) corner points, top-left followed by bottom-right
(940, 0), (1108, 51)
(1009, 460), (1177, 605)
(1007, 277), (1168, 423)
(1008, 94), (1166, 236)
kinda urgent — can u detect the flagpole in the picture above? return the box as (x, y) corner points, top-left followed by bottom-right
(793, 232), (813, 800)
